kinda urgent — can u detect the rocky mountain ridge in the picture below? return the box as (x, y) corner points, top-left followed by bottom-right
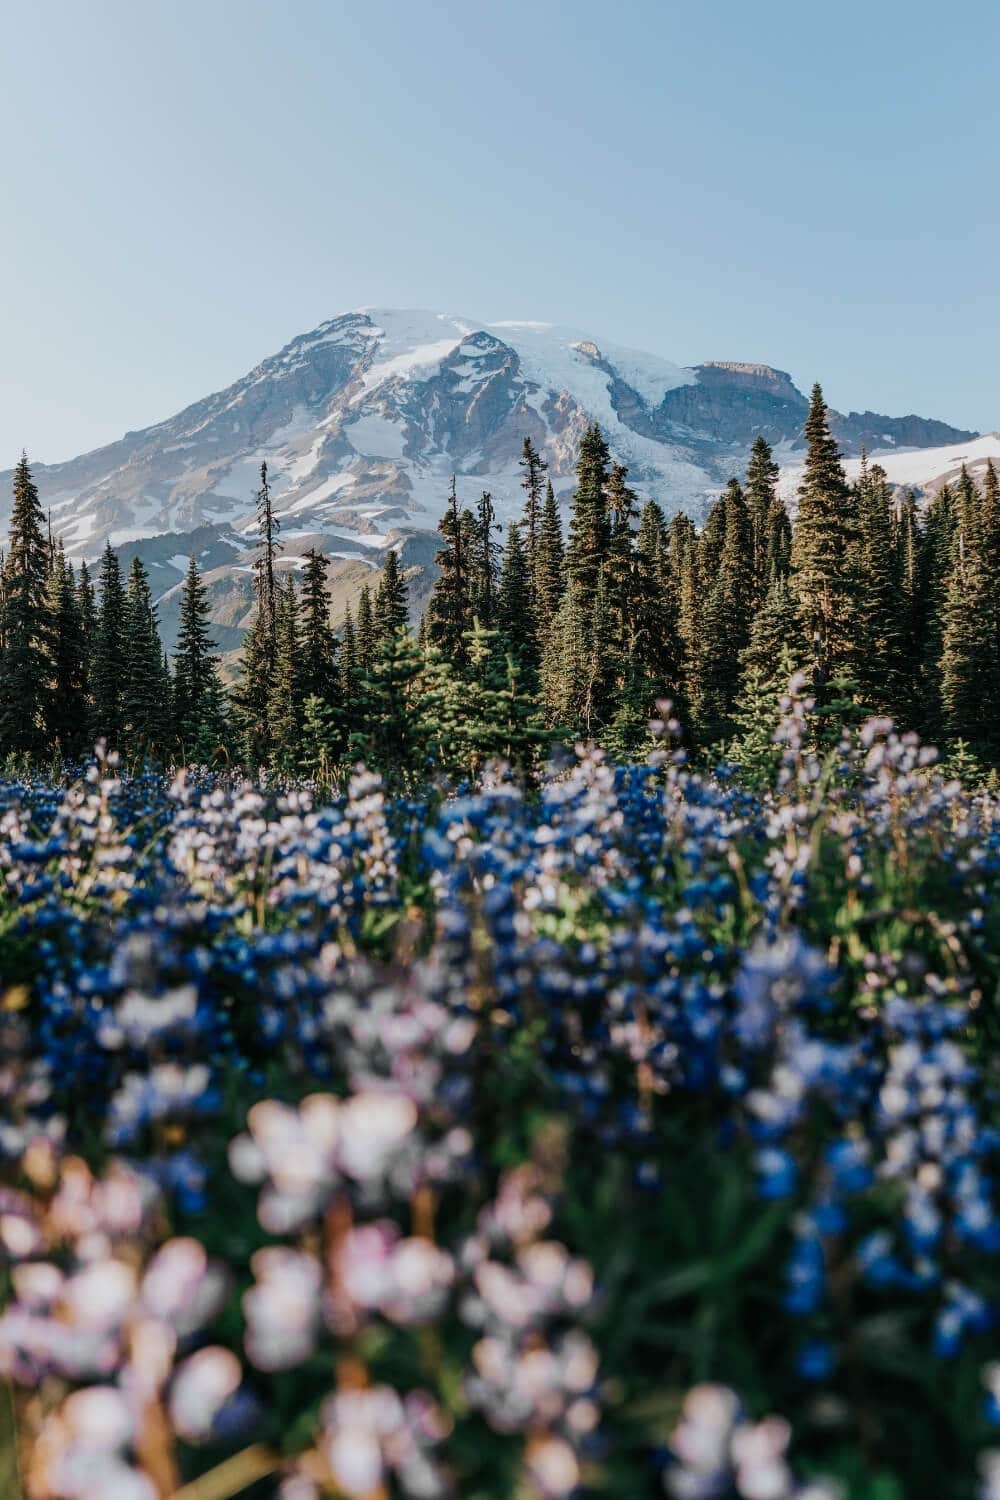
(2, 308), (986, 651)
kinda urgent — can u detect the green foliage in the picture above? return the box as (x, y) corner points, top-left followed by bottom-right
(0, 454), (51, 755)
(92, 542), (127, 748)
(7, 401), (1000, 783)
(791, 384), (862, 698)
(173, 553), (228, 762)
(123, 556), (170, 760)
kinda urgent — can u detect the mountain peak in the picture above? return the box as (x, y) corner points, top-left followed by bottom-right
(0, 308), (978, 574)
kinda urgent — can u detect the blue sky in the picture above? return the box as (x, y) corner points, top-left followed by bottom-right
(2, 0), (997, 462)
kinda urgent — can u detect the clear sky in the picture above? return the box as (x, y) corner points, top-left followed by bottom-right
(2, 0), (997, 463)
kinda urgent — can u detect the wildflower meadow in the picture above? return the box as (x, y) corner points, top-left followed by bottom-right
(1, 684), (999, 1500)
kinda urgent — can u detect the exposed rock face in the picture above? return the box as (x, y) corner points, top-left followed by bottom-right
(0, 308), (981, 652)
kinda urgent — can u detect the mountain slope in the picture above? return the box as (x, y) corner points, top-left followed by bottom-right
(2, 308), (984, 650)
(4, 309), (978, 552)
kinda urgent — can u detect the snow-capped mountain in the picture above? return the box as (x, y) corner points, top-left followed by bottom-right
(1, 308), (987, 650)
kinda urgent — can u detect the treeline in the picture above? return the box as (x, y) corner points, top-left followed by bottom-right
(1, 384), (997, 780)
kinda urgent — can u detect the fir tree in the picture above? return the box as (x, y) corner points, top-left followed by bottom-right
(173, 554), (227, 760)
(299, 548), (339, 704)
(253, 460), (280, 671)
(534, 480), (565, 637)
(76, 558), (97, 711)
(47, 546), (88, 759)
(423, 621), (544, 782)
(542, 575), (590, 731)
(940, 522), (991, 745)
(373, 548), (409, 646)
(518, 437), (547, 585)
(356, 583), (377, 673)
(92, 543), (127, 749)
(740, 576), (803, 688)
(603, 463), (639, 688)
(696, 479), (752, 744)
(235, 462), (282, 765)
(745, 435), (781, 608)
(270, 576), (303, 768)
(634, 500), (684, 722)
(497, 523), (537, 675)
(670, 514), (702, 732)
(790, 383), (861, 699)
(299, 694), (341, 785)
(856, 458), (904, 714)
(340, 602), (359, 704)
(426, 476), (474, 666)
(123, 556), (169, 759)
(763, 496), (793, 585)
(565, 422), (610, 609)
(350, 627), (425, 787)
(0, 454), (51, 755)
(918, 483), (958, 737)
(236, 610), (273, 766)
(471, 490), (502, 629)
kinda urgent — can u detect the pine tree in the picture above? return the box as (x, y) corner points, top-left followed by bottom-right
(173, 554), (227, 761)
(790, 383), (861, 700)
(299, 694), (341, 784)
(696, 479), (753, 744)
(253, 460), (280, 672)
(426, 476), (473, 666)
(270, 576), (303, 768)
(940, 521), (991, 745)
(356, 583), (377, 673)
(542, 575), (589, 731)
(76, 558), (97, 713)
(534, 480), (565, 638)
(0, 454), (52, 755)
(726, 649), (799, 790)
(350, 627), (426, 787)
(497, 523), (537, 675)
(763, 496), (793, 586)
(918, 483), (958, 738)
(669, 514), (702, 733)
(46, 546), (88, 759)
(471, 490), (502, 629)
(603, 463), (639, 692)
(634, 500), (684, 723)
(340, 602), (359, 704)
(423, 621), (544, 782)
(299, 548), (340, 704)
(518, 437), (547, 585)
(746, 435), (781, 609)
(740, 575), (803, 687)
(235, 462), (282, 765)
(893, 488), (922, 724)
(582, 566), (613, 734)
(373, 548), (409, 646)
(977, 459), (1000, 750)
(92, 543), (128, 749)
(123, 556), (169, 760)
(565, 422), (610, 610)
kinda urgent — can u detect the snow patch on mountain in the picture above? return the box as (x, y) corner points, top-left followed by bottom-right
(779, 432), (1000, 503)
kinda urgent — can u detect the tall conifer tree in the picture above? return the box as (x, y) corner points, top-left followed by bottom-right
(123, 556), (169, 759)
(426, 477), (474, 665)
(298, 548), (339, 708)
(565, 422), (610, 609)
(790, 383), (860, 699)
(373, 548), (409, 647)
(0, 455), (51, 755)
(534, 480), (565, 639)
(47, 547), (88, 759)
(92, 543), (127, 749)
(173, 554), (227, 759)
